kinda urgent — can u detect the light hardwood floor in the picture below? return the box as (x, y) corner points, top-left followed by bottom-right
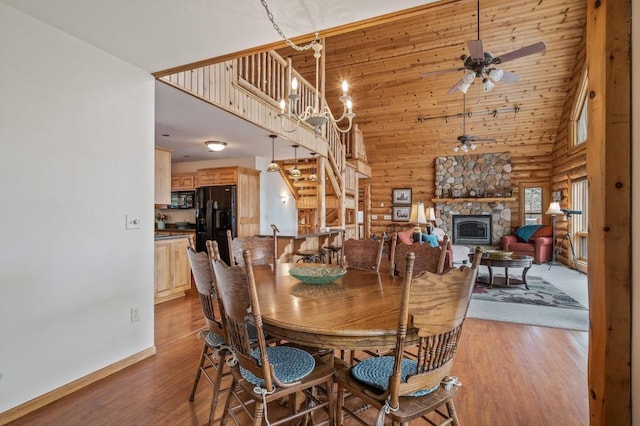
(7, 287), (589, 425)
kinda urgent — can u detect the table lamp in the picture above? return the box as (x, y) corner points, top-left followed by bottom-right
(426, 206), (436, 233)
(409, 202), (428, 242)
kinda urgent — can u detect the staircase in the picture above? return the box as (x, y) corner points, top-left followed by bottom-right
(156, 49), (370, 238)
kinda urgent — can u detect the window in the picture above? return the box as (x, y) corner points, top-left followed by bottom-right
(571, 178), (588, 261)
(571, 69), (588, 146)
(575, 96), (588, 145)
(523, 186), (543, 225)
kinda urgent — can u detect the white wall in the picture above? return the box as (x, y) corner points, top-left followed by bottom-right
(0, 4), (155, 412)
(255, 157), (298, 235)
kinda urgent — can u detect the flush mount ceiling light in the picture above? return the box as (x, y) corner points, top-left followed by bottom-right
(261, 0), (355, 136)
(205, 141), (227, 152)
(267, 134), (280, 172)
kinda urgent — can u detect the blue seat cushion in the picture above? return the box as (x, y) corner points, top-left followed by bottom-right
(352, 356), (439, 397)
(204, 330), (226, 347)
(240, 346), (315, 388)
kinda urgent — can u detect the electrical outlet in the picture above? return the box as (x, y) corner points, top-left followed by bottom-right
(383, 215), (392, 220)
(381, 202), (384, 207)
(371, 215), (378, 220)
(130, 307), (140, 323)
(126, 215), (141, 230)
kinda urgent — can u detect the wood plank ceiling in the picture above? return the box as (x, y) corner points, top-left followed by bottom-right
(280, 0), (586, 160)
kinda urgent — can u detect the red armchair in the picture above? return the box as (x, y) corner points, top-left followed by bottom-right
(501, 225), (554, 264)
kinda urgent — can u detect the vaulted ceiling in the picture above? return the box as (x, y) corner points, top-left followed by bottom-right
(281, 0), (586, 160)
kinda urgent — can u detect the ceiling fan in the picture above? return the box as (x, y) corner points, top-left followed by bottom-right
(423, 0), (546, 94)
(453, 93), (495, 152)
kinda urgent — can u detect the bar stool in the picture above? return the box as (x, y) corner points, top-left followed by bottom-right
(295, 249), (324, 263)
(323, 245), (342, 264)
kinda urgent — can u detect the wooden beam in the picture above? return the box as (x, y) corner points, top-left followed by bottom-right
(586, 0), (632, 423)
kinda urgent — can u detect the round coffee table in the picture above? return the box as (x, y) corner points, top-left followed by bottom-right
(468, 253), (534, 289)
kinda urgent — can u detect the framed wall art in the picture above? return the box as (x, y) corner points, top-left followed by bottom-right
(392, 188), (412, 205)
(392, 206), (411, 222)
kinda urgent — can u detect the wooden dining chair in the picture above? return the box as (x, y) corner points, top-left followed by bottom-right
(394, 234), (450, 277)
(342, 238), (384, 272)
(226, 229), (276, 267)
(335, 246), (483, 426)
(211, 249), (336, 425)
(186, 244), (230, 426)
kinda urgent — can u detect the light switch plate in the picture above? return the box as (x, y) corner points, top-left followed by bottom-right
(371, 215), (378, 220)
(383, 215), (392, 220)
(126, 215), (141, 230)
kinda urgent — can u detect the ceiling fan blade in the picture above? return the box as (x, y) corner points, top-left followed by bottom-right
(493, 41), (547, 64)
(499, 70), (520, 84)
(467, 40), (484, 60)
(421, 67), (465, 78)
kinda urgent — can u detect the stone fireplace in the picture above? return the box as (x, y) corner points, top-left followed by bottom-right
(452, 215), (492, 245)
(433, 152), (512, 245)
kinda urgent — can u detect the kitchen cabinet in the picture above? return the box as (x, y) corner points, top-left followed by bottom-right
(197, 167), (238, 186)
(171, 173), (197, 191)
(155, 147), (172, 204)
(154, 236), (191, 304)
(237, 168), (261, 237)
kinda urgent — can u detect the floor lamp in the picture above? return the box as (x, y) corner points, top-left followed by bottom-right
(546, 201), (563, 268)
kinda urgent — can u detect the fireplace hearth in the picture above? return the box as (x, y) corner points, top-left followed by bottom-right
(452, 215), (492, 245)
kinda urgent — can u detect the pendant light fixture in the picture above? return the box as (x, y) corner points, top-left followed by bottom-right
(290, 145), (301, 180)
(266, 134), (280, 172)
(308, 152), (318, 182)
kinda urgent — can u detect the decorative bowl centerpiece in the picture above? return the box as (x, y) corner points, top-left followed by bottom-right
(486, 250), (514, 259)
(289, 266), (347, 285)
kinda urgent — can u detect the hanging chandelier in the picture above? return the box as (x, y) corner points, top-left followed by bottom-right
(266, 134), (280, 172)
(260, 0), (355, 136)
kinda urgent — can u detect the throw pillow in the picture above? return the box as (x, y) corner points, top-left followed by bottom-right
(514, 225), (543, 242)
(397, 228), (414, 245)
(421, 233), (439, 247)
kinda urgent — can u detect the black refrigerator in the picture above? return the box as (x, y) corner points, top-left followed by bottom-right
(195, 185), (236, 264)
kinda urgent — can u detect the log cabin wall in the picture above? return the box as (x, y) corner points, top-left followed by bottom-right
(549, 29), (587, 269)
(274, 0), (586, 240)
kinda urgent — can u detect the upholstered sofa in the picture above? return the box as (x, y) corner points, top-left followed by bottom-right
(501, 224), (554, 264)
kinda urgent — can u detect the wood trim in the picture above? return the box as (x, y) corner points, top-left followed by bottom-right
(0, 347), (156, 424)
(432, 197), (516, 203)
(586, 0), (632, 423)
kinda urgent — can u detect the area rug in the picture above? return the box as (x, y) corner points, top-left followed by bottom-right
(467, 275), (589, 331)
(472, 275), (587, 310)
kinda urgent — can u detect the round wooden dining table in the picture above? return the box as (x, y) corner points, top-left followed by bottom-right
(251, 263), (410, 350)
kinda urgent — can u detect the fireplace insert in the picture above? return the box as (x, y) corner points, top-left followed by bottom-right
(452, 215), (492, 245)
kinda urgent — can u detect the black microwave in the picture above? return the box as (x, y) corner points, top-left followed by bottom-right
(168, 191), (195, 209)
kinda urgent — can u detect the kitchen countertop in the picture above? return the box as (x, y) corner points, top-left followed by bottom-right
(259, 229), (344, 239)
(154, 234), (191, 241)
